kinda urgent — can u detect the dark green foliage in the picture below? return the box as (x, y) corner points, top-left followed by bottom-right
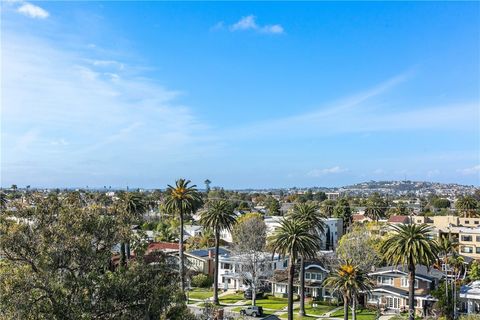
(191, 274), (213, 288)
(0, 194), (193, 320)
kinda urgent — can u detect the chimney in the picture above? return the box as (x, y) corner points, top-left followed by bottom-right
(208, 250), (213, 259)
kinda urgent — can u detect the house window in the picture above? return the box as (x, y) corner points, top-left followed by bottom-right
(283, 260), (288, 268)
(461, 246), (473, 253)
(401, 278), (418, 288)
(476, 247), (480, 254)
(476, 236), (480, 242)
(461, 235), (473, 242)
(222, 263), (231, 269)
(465, 220), (470, 224)
(474, 221), (479, 225)
(377, 276), (393, 285)
(305, 273), (311, 280)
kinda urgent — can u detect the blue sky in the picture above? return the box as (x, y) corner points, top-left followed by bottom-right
(1, 1), (479, 189)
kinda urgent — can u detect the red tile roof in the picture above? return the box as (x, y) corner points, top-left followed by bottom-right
(353, 214), (369, 222)
(146, 242), (179, 253)
(387, 215), (410, 224)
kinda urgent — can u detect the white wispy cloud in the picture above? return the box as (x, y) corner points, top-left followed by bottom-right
(17, 2), (49, 19)
(458, 165), (480, 175)
(223, 70), (478, 140)
(215, 15), (284, 35)
(2, 31), (219, 186)
(307, 166), (348, 177)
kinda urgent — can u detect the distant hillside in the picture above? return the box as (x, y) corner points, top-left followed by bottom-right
(338, 180), (477, 197)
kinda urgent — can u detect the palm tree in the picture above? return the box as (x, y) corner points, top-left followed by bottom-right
(323, 262), (374, 320)
(380, 224), (439, 320)
(117, 192), (147, 266)
(364, 194), (387, 222)
(204, 179), (212, 193)
(164, 179), (202, 294)
(268, 218), (321, 320)
(200, 200), (237, 304)
(456, 196), (478, 218)
(288, 202), (325, 316)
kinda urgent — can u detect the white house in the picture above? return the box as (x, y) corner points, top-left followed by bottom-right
(459, 281), (480, 314)
(217, 251), (289, 291)
(264, 216), (343, 250)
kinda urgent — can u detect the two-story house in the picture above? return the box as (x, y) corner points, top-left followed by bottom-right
(184, 247), (231, 276)
(367, 265), (443, 315)
(217, 252), (289, 291)
(270, 261), (332, 300)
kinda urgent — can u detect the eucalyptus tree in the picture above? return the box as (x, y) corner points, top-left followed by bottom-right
(199, 200), (237, 304)
(164, 179), (203, 294)
(288, 202), (325, 316)
(268, 218), (321, 320)
(381, 224), (439, 320)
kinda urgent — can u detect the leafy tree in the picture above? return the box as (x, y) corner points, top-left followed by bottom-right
(469, 260), (480, 281)
(431, 198), (451, 209)
(232, 213), (268, 306)
(268, 218), (321, 320)
(323, 262), (374, 320)
(164, 179), (202, 294)
(155, 219), (178, 242)
(334, 198), (352, 233)
(431, 280), (455, 320)
(266, 197), (281, 216)
(199, 200), (237, 304)
(456, 196), (478, 218)
(0, 195), (194, 320)
(190, 274), (213, 288)
(288, 203), (325, 316)
(336, 225), (382, 272)
(313, 191), (327, 202)
(380, 224), (439, 320)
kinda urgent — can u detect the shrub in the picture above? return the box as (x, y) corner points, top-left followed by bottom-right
(191, 274), (213, 288)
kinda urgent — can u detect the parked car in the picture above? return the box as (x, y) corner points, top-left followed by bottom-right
(243, 289), (264, 299)
(239, 306), (263, 317)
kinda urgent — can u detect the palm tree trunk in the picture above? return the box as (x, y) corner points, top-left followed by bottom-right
(343, 293), (349, 320)
(408, 263), (416, 320)
(179, 206), (185, 295)
(213, 230), (220, 305)
(352, 296), (356, 320)
(287, 255), (295, 320)
(299, 257), (306, 316)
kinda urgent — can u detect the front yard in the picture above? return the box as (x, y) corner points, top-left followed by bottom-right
(188, 288), (213, 300)
(330, 308), (377, 320)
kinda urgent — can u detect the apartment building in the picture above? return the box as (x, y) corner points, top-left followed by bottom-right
(458, 228), (480, 260)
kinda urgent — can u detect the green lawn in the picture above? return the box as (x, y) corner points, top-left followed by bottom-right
(255, 295), (290, 310)
(188, 288), (213, 300)
(330, 308), (377, 320)
(278, 304), (336, 319)
(219, 293), (247, 305)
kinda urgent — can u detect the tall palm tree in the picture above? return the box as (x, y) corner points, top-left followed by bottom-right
(288, 202), (325, 316)
(380, 224), (439, 320)
(200, 200), (237, 304)
(117, 192), (147, 266)
(164, 179), (202, 294)
(268, 218), (321, 320)
(323, 262), (374, 320)
(456, 196), (478, 218)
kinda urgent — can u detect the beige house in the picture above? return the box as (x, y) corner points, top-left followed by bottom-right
(366, 265), (442, 316)
(458, 228), (480, 260)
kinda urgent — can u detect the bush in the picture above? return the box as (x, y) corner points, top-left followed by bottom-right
(191, 274), (213, 288)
